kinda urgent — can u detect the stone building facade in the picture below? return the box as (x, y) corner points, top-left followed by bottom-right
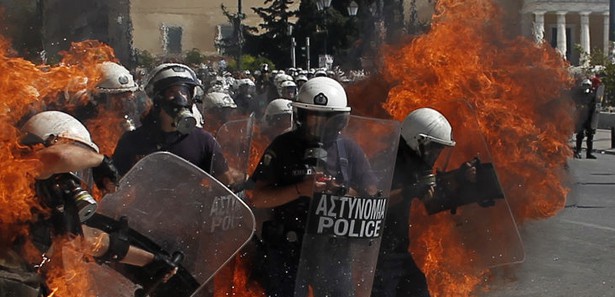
(33, 1), (613, 67)
(520, 0), (610, 65)
(130, 0), (289, 57)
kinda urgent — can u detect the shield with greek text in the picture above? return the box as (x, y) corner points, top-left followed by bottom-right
(293, 115), (400, 297)
(85, 152), (255, 297)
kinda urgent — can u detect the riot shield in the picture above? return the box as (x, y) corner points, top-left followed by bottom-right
(293, 115), (400, 297)
(591, 84), (604, 130)
(211, 115), (255, 193)
(84, 152), (255, 297)
(248, 113), (295, 237)
(412, 100), (524, 269)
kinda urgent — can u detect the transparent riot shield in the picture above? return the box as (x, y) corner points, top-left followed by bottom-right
(293, 115), (400, 297)
(412, 100), (524, 269)
(84, 152), (255, 297)
(591, 84), (604, 130)
(248, 112), (294, 238)
(211, 115), (255, 193)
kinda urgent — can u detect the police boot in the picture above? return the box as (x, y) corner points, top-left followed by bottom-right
(574, 135), (583, 159)
(586, 135), (596, 159)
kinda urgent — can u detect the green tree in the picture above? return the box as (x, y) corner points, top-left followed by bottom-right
(226, 54), (276, 72)
(577, 46), (615, 108)
(184, 48), (205, 66)
(248, 0), (297, 68)
(292, 0), (359, 69)
(134, 49), (156, 70)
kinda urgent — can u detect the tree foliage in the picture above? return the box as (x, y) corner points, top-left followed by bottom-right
(247, 0), (297, 68)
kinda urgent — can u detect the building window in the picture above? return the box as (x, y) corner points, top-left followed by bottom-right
(162, 25), (183, 54)
(215, 24), (234, 54)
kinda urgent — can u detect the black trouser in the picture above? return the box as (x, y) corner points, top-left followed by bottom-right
(253, 238), (302, 297)
(575, 128), (595, 155)
(295, 236), (353, 297)
(371, 252), (430, 297)
(253, 230), (353, 297)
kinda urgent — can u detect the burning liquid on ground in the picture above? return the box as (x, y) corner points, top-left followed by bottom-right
(348, 0), (574, 296)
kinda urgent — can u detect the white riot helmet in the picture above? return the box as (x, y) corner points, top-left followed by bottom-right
(263, 99), (293, 136)
(144, 63), (202, 134)
(144, 63), (201, 99)
(203, 92), (238, 110)
(400, 108), (455, 158)
(236, 78), (256, 95)
(263, 99), (293, 123)
(280, 80), (298, 100)
(292, 77), (350, 142)
(95, 62), (138, 94)
(293, 77), (350, 112)
(295, 75), (308, 83)
(314, 69), (327, 77)
(21, 111), (99, 153)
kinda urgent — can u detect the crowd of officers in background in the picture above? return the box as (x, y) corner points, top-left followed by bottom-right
(128, 63), (365, 134)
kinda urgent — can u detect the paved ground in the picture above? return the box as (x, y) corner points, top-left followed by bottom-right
(482, 129), (615, 297)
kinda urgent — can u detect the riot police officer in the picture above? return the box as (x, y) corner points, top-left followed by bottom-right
(112, 63), (232, 185)
(1, 111), (176, 296)
(372, 108), (478, 297)
(249, 77), (377, 297)
(573, 79), (598, 159)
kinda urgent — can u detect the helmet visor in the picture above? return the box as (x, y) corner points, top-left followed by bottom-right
(419, 141), (448, 167)
(161, 85), (193, 107)
(295, 109), (349, 142)
(282, 86), (297, 99)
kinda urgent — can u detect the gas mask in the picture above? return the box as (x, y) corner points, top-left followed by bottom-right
(35, 173), (98, 223)
(158, 85), (197, 134)
(295, 109), (348, 143)
(418, 141), (446, 168)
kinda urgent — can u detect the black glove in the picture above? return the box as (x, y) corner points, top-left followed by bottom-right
(92, 155), (121, 190)
(143, 252), (180, 277)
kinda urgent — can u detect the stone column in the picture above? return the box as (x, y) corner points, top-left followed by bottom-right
(580, 11), (591, 65)
(556, 11), (568, 58)
(604, 12), (610, 55)
(533, 11), (546, 43)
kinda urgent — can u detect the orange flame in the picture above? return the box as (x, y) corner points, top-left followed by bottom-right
(348, 0), (573, 296)
(44, 236), (96, 297)
(214, 122), (267, 297)
(214, 255), (266, 297)
(0, 35), (118, 295)
(86, 107), (128, 156)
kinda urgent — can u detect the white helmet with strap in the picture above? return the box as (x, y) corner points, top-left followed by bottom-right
(292, 77), (350, 112)
(21, 111), (99, 153)
(400, 108), (455, 154)
(263, 99), (293, 122)
(144, 63), (201, 99)
(96, 62), (138, 94)
(203, 92), (238, 110)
